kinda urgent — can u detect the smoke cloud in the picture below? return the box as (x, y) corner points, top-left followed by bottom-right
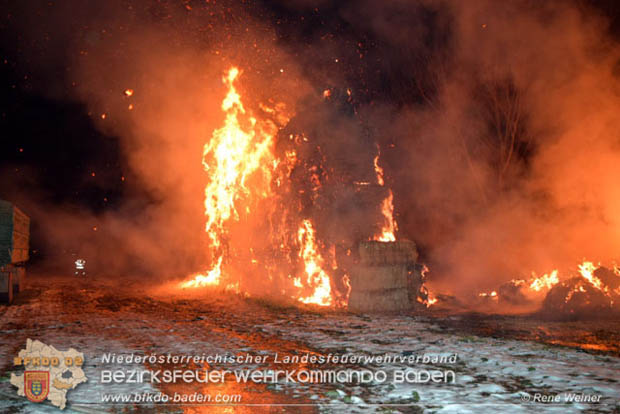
(3, 0), (620, 304)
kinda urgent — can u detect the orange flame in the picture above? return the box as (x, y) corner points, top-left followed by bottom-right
(178, 67), (336, 306)
(373, 154), (385, 186)
(577, 261), (604, 290)
(421, 265), (437, 307)
(528, 269), (560, 292)
(377, 190), (397, 242)
(426, 294), (438, 306)
(180, 257), (222, 288)
(477, 260), (613, 303)
(372, 146), (397, 242)
(181, 67), (277, 289)
(296, 219), (333, 306)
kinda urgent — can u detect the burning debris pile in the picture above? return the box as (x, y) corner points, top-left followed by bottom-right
(475, 261), (620, 318)
(179, 67), (428, 310)
(542, 264), (620, 318)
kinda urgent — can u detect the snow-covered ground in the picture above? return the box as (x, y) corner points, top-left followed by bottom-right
(258, 313), (620, 413)
(0, 275), (618, 413)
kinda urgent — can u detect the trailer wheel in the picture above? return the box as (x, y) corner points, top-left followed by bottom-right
(0, 269), (13, 304)
(12, 266), (24, 295)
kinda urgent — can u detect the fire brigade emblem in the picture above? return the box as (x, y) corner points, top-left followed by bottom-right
(24, 371), (49, 403)
(11, 339), (88, 409)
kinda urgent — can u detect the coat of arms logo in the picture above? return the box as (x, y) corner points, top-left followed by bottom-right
(24, 371), (50, 403)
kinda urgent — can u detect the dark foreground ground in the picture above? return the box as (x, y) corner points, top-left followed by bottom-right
(0, 274), (619, 413)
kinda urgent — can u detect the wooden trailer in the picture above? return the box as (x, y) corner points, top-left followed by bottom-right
(0, 200), (30, 303)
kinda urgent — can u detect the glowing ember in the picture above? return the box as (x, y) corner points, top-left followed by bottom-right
(426, 295), (438, 306)
(564, 282), (587, 303)
(479, 290), (498, 300)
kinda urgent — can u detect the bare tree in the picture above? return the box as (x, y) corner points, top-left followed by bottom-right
(475, 78), (531, 190)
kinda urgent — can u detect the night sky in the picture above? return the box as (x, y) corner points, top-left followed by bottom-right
(0, 0), (453, 225)
(1, 0), (618, 212)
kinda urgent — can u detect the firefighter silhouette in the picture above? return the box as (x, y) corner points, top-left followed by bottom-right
(74, 259), (86, 276)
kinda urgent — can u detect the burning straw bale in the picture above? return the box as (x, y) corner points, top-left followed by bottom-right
(593, 267), (620, 291)
(541, 278), (620, 319)
(540, 266), (620, 319)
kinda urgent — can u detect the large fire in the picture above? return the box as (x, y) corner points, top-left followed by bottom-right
(178, 67), (617, 315)
(180, 67), (336, 306)
(180, 67), (276, 290)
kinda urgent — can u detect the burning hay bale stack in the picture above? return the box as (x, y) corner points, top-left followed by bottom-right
(348, 240), (418, 313)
